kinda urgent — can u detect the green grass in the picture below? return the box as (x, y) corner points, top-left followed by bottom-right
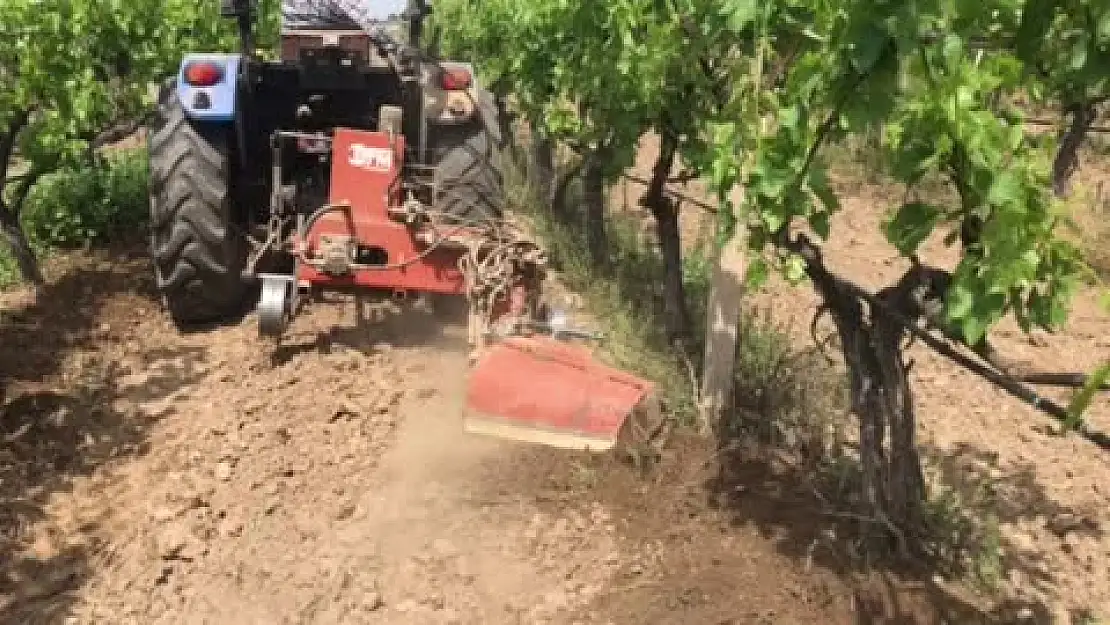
(520, 200), (705, 419)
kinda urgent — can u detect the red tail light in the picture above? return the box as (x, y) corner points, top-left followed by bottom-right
(441, 68), (472, 90)
(183, 61), (225, 87)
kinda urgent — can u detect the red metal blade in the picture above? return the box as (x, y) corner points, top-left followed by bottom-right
(463, 336), (654, 451)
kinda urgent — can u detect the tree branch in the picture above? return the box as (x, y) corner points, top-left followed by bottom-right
(9, 165), (47, 215)
(778, 231), (1110, 451)
(88, 112), (153, 151)
(620, 172), (718, 212)
(0, 109), (31, 188)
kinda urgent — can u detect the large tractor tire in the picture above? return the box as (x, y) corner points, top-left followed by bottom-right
(433, 118), (505, 224)
(148, 82), (246, 327)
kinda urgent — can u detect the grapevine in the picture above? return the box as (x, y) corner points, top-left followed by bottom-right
(438, 0), (1110, 547)
(0, 0), (277, 284)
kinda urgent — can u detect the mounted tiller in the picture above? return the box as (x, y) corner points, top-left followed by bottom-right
(464, 336), (657, 451)
(253, 127), (651, 452)
(150, 8), (655, 453)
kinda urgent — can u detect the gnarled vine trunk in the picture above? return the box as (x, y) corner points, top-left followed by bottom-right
(1052, 100), (1097, 198)
(643, 132), (691, 343)
(1, 109), (45, 287)
(582, 149), (608, 267)
(788, 233), (925, 551)
(529, 131), (555, 210)
(492, 92), (523, 164)
(0, 204), (43, 286)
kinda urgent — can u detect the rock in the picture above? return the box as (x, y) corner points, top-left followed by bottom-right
(423, 592), (446, 610)
(438, 608), (463, 624)
(332, 400), (362, 422)
(362, 592), (384, 612)
(154, 564), (175, 585)
(431, 538), (456, 557)
(183, 492), (211, 510)
(373, 390), (405, 414)
(214, 462), (233, 482)
(219, 519), (244, 538)
(333, 503), (357, 521)
(158, 526), (188, 559)
(49, 406), (71, 428)
(152, 506), (178, 523)
(157, 524), (205, 561)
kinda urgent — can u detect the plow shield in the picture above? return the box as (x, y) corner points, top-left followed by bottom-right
(464, 337), (654, 451)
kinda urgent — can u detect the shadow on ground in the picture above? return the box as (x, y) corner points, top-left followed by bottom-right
(702, 423), (1103, 624)
(0, 244), (210, 624)
(268, 291), (471, 366)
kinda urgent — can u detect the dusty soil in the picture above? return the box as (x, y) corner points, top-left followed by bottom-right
(0, 244), (896, 625)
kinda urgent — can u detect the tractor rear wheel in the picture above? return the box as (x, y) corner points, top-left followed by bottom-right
(148, 81), (246, 327)
(433, 121), (505, 223)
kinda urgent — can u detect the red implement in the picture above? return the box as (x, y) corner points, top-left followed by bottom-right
(464, 336), (654, 451)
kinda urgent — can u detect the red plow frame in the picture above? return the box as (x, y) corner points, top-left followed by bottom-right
(256, 127), (657, 452)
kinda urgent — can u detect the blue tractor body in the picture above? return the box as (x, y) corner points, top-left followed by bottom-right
(146, 0), (505, 330)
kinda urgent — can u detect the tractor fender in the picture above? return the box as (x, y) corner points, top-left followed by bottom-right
(175, 53), (242, 123)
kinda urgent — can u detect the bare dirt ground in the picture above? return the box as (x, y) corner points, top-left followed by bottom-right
(0, 244), (882, 624)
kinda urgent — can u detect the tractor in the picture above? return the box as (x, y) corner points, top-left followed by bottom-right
(146, 0), (659, 452)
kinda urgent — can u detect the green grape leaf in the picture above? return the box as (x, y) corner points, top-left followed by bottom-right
(722, 0), (758, 33)
(1064, 361), (1110, 432)
(783, 253), (808, 285)
(745, 256), (769, 290)
(883, 202), (941, 256)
